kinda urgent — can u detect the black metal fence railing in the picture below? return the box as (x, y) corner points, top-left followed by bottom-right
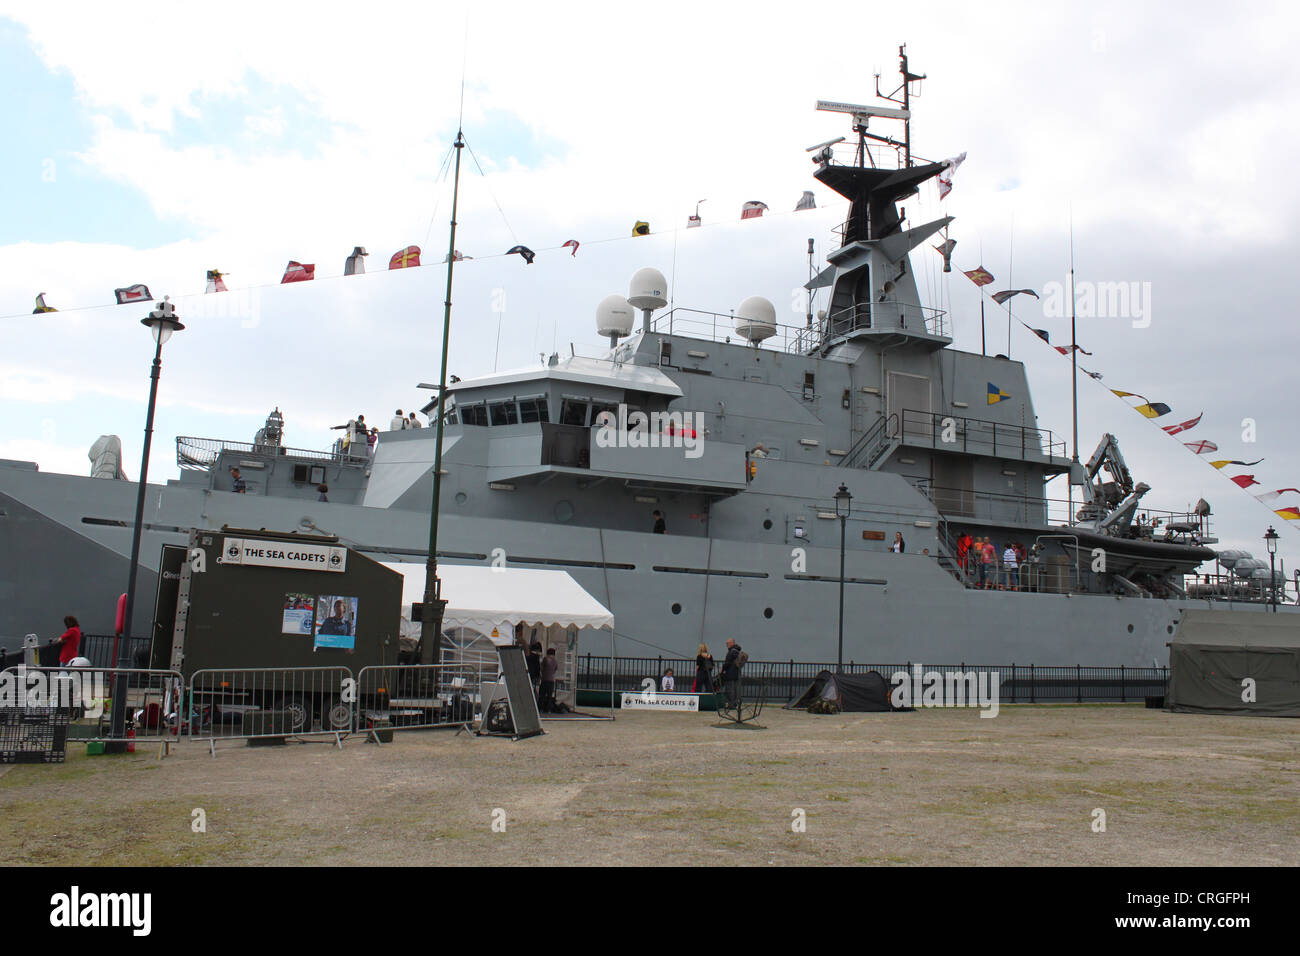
(0, 635), (153, 672)
(576, 655), (1169, 705)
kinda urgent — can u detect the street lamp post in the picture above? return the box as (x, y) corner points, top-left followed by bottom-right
(107, 297), (184, 752)
(1264, 526), (1279, 613)
(833, 483), (852, 673)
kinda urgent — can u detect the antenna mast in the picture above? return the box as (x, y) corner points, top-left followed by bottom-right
(876, 44), (925, 167)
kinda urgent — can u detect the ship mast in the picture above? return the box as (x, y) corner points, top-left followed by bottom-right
(420, 129), (465, 664)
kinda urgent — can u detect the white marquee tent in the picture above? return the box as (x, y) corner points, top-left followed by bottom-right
(382, 562), (616, 710)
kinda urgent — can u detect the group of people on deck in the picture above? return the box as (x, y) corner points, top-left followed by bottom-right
(956, 533), (1030, 591)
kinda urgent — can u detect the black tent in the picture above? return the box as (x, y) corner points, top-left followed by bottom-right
(1168, 610), (1300, 717)
(785, 670), (894, 713)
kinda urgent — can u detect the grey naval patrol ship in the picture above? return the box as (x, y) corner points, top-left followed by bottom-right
(1, 63), (1289, 666)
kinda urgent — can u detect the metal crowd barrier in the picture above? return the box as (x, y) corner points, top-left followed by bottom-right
(187, 666), (355, 753)
(1, 665), (185, 753)
(354, 663), (496, 738)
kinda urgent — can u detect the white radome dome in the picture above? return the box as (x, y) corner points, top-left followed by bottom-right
(735, 295), (777, 342)
(628, 268), (669, 312)
(596, 294), (634, 339)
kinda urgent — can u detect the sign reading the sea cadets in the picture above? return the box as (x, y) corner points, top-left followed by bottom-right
(222, 537), (346, 573)
(620, 692), (700, 712)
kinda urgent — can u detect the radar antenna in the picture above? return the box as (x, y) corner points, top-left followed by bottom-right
(817, 45), (924, 168)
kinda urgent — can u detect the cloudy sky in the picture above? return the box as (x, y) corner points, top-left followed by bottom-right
(2, 1), (1298, 571)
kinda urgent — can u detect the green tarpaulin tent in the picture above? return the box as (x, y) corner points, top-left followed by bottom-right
(1167, 610), (1300, 717)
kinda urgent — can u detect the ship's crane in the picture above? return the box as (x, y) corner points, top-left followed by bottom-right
(1077, 433), (1150, 535)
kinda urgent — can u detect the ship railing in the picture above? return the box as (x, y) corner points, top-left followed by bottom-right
(176, 435), (341, 470)
(645, 307), (822, 356)
(1183, 570), (1297, 606)
(915, 482), (1217, 539)
(889, 408), (1067, 461)
(824, 301), (950, 339)
(575, 655), (1170, 705)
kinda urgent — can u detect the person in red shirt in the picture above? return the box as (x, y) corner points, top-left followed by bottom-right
(56, 616), (82, 664)
(957, 533), (973, 579)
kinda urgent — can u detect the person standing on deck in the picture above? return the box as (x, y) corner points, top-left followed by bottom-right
(981, 537), (998, 589)
(1002, 544), (1019, 591)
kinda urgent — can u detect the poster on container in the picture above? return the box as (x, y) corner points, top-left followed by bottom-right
(313, 595), (358, 651)
(281, 592), (315, 636)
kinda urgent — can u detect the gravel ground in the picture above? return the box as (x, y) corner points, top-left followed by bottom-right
(2, 704), (1297, 866)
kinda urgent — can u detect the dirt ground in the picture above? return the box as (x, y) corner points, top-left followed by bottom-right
(2, 704), (1297, 866)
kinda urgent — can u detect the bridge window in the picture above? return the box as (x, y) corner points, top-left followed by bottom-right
(803, 372), (816, 401)
(519, 397), (549, 423)
(460, 403), (489, 426)
(489, 400), (519, 426)
(559, 399), (589, 426)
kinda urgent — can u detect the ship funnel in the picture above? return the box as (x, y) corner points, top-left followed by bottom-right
(735, 296), (777, 343)
(596, 294), (635, 348)
(628, 267), (668, 332)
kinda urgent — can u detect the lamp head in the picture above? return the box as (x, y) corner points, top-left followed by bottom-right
(141, 295), (184, 345)
(1265, 526), (1279, 554)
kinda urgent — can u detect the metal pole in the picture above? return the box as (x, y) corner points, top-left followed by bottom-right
(837, 513), (846, 673)
(420, 130), (465, 665)
(1270, 550), (1277, 613)
(1068, 210), (1080, 525)
(107, 336), (164, 751)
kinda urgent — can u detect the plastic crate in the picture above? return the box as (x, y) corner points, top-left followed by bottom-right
(0, 707), (72, 764)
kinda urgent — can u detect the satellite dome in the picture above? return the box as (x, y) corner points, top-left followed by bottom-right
(596, 294), (634, 340)
(1215, 549), (1250, 569)
(68, 656), (91, 668)
(734, 296), (777, 343)
(628, 268), (669, 312)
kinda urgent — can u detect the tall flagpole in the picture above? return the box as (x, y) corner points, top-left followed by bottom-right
(1069, 206), (1079, 525)
(420, 129), (464, 664)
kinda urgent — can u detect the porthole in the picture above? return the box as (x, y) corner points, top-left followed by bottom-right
(763, 607), (773, 619)
(763, 519), (773, 530)
(454, 492), (468, 505)
(554, 500), (574, 522)
(671, 603), (682, 615)
(1167, 625), (1175, 634)
(1127, 624), (1134, 633)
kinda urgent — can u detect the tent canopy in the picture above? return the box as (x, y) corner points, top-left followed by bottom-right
(1168, 610), (1300, 717)
(382, 563), (614, 641)
(785, 669), (893, 713)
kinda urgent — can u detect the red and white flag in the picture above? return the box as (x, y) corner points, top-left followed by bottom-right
(1184, 440), (1217, 454)
(740, 201), (768, 220)
(1161, 413), (1202, 436)
(1230, 474), (1260, 489)
(937, 152), (967, 200)
(114, 284), (152, 303)
(206, 270), (228, 293)
(1254, 488), (1300, 503)
(281, 262), (315, 283)
(562, 239), (580, 257)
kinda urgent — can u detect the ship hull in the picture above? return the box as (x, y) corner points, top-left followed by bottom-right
(1, 465), (1286, 666)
